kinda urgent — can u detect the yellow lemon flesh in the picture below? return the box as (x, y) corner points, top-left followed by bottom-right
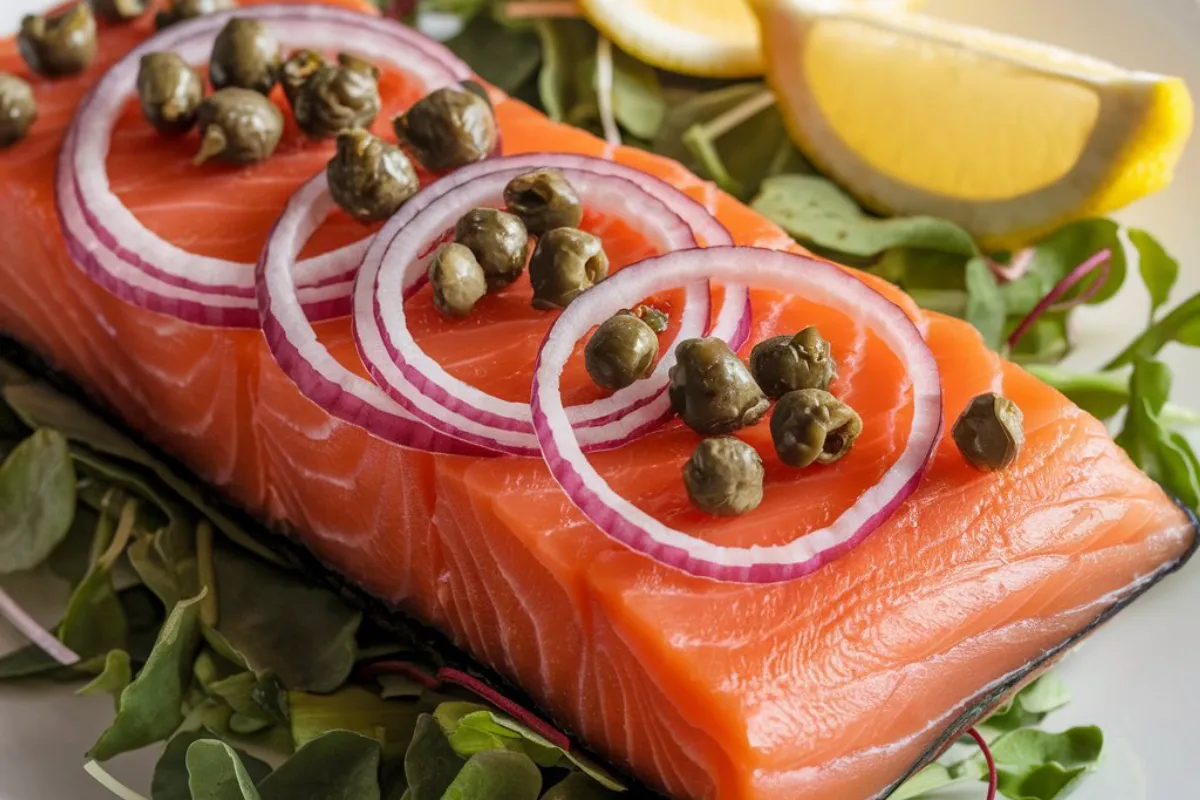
(578, 0), (920, 79)
(752, 0), (1194, 248)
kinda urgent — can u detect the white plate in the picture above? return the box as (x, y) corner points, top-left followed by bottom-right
(1, 1), (1197, 798)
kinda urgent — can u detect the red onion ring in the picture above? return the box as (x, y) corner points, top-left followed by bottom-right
(352, 153), (743, 456)
(58, 4), (470, 328)
(531, 247), (944, 583)
(1007, 249), (1111, 350)
(0, 588), (79, 667)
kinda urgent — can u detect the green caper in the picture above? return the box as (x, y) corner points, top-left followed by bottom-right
(292, 54), (381, 140)
(770, 388), (863, 468)
(626, 304), (669, 334)
(327, 129), (419, 224)
(683, 437), (765, 517)
(453, 208), (530, 291)
(0, 74), (37, 149)
(528, 227), (609, 310)
(393, 86), (497, 172)
(210, 18), (282, 95)
(749, 326), (838, 399)
(194, 88), (284, 167)
(91, 0), (147, 23)
(19, 4), (97, 78)
(429, 243), (487, 318)
(503, 168), (583, 235)
(155, 0), (235, 30)
(585, 312), (659, 391)
(280, 49), (326, 105)
(137, 52), (203, 136)
(669, 338), (769, 436)
(952, 392), (1024, 472)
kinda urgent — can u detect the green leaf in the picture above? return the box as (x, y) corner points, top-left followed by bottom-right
(1007, 314), (1071, 366)
(289, 686), (420, 756)
(406, 714), (466, 800)
(0, 429), (76, 574)
(58, 506), (137, 660)
(206, 672), (279, 729)
(443, 14), (541, 94)
(533, 20), (597, 123)
(152, 730), (272, 800)
(1116, 357), (1200, 509)
(1025, 366), (1130, 421)
(78, 650), (133, 708)
(89, 592), (206, 761)
(891, 762), (967, 800)
(378, 673), (428, 700)
(258, 730), (383, 800)
(752, 175), (979, 258)
(542, 772), (624, 800)
(186, 739), (264, 800)
(211, 544), (361, 693)
(997, 763), (1092, 800)
(989, 726), (1104, 800)
(965, 257), (1006, 349)
(1105, 291), (1200, 369)
(47, 503), (101, 585)
(1130, 228), (1178, 320)
(440, 749), (541, 800)
(980, 674), (1072, 736)
(1021, 219), (1127, 309)
(0, 642), (64, 679)
(610, 48), (664, 140)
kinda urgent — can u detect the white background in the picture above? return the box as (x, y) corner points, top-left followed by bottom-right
(1, 1), (1197, 798)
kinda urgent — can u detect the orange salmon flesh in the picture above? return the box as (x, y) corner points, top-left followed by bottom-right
(0, 2), (1195, 798)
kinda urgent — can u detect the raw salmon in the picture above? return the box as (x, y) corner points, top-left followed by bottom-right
(0, 2), (1194, 798)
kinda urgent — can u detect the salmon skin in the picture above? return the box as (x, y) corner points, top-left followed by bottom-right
(0, 2), (1196, 798)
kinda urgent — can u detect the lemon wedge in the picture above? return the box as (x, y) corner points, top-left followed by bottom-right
(577, 0), (919, 79)
(751, 0), (1194, 248)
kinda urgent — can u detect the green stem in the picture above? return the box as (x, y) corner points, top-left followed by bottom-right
(697, 88), (776, 141)
(196, 520), (219, 629)
(1103, 291), (1200, 369)
(97, 499), (139, 571)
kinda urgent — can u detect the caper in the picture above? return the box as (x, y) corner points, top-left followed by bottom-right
(393, 86), (497, 172)
(453, 208), (530, 291)
(503, 168), (583, 235)
(194, 88), (284, 166)
(749, 326), (838, 399)
(280, 49), (326, 105)
(19, 4), (97, 78)
(770, 388), (863, 468)
(137, 52), (203, 136)
(952, 392), (1024, 472)
(155, 0), (235, 30)
(0, 74), (37, 149)
(429, 243), (488, 318)
(683, 437), (765, 517)
(585, 312), (659, 391)
(623, 304), (668, 333)
(528, 228), (609, 310)
(91, 0), (147, 23)
(292, 54), (381, 140)
(210, 18), (282, 95)
(669, 338), (769, 436)
(327, 129), (419, 224)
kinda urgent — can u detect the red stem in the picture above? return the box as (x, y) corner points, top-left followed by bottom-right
(437, 667), (571, 752)
(358, 660), (444, 689)
(967, 727), (998, 800)
(1006, 249), (1112, 350)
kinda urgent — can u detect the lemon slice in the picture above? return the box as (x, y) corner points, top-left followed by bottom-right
(577, 0), (919, 79)
(751, 0), (1194, 247)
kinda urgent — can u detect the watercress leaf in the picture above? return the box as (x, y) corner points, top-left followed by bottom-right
(752, 175), (979, 258)
(406, 713), (467, 800)
(78, 650), (132, 708)
(1116, 357), (1200, 508)
(1015, 673), (1072, 716)
(212, 544), (361, 693)
(890, 762), (965, 800)
(0, 429), (76, 574)
(121, 584), (167, 663)
(440, 749), (541, 800)
(997, 762), (1092, 800)
(47, 503), (100, 585)
(379, 673), (428, 699)
(418, 0), (488, 19)
(88, 592), (206, 761)
(610, 48), (664, 140)
(289, 686), (420, 756)
(152, 730), (272, 800)
(257, 730), (383, 800)
(964, 257), (1007, 349)
(186, 739), (264, 800)
(1129, 228), (1178, 319)
(1007, 313), (1071, 366)
(987, 725), (1104, 800)
(58, 516), (129, 660)
(381, 757), (409, 800)
(207, 672), (277, 725)
(1032, 218), (1129, 304)
(443, 14), (541, 93)
(1106, 291), (1200, 369)
(542, 772), (624, 800)
(1024, 366), (1130, 421)
(533, 19), (596, 123)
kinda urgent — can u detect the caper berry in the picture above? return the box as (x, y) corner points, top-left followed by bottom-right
(280, 49), (326, 105)
(749, 326), (838, 399)
(625, 304), (669, 334)
(669, 338), (769, 436)
(683, 437), (765, 517)
(393, 86), (497, 172)
(210, 18), (282, 95)
(137, 52), (204, 136)
(155, 0), (235, 30)
(429, 243), (488, 318)
(292, 54), (381, 140)
(194, 88), (284, 167)
(952, 392), (1024, 472)
(585, 312), (659, 391)
(19, 4), (97, 78)
(453, 208), (530, 291)
(327, 129), (419, 224)
(91, 0), (147, 23)
(503, 168), (583, 235)
(770, 388), (863, 468)
(0, 74), (37, 149)
(528, 228), (609, 310)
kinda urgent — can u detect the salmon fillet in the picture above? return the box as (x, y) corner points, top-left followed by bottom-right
(0, 3), (1194, 798)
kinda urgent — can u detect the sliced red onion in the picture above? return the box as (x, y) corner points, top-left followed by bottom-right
(1007, 249), (1111, 350)
(531, 247), (944, 583)
(58, 4), (470, 328)
(353, 153), (743, 456)
(0, 588), (79, 666)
